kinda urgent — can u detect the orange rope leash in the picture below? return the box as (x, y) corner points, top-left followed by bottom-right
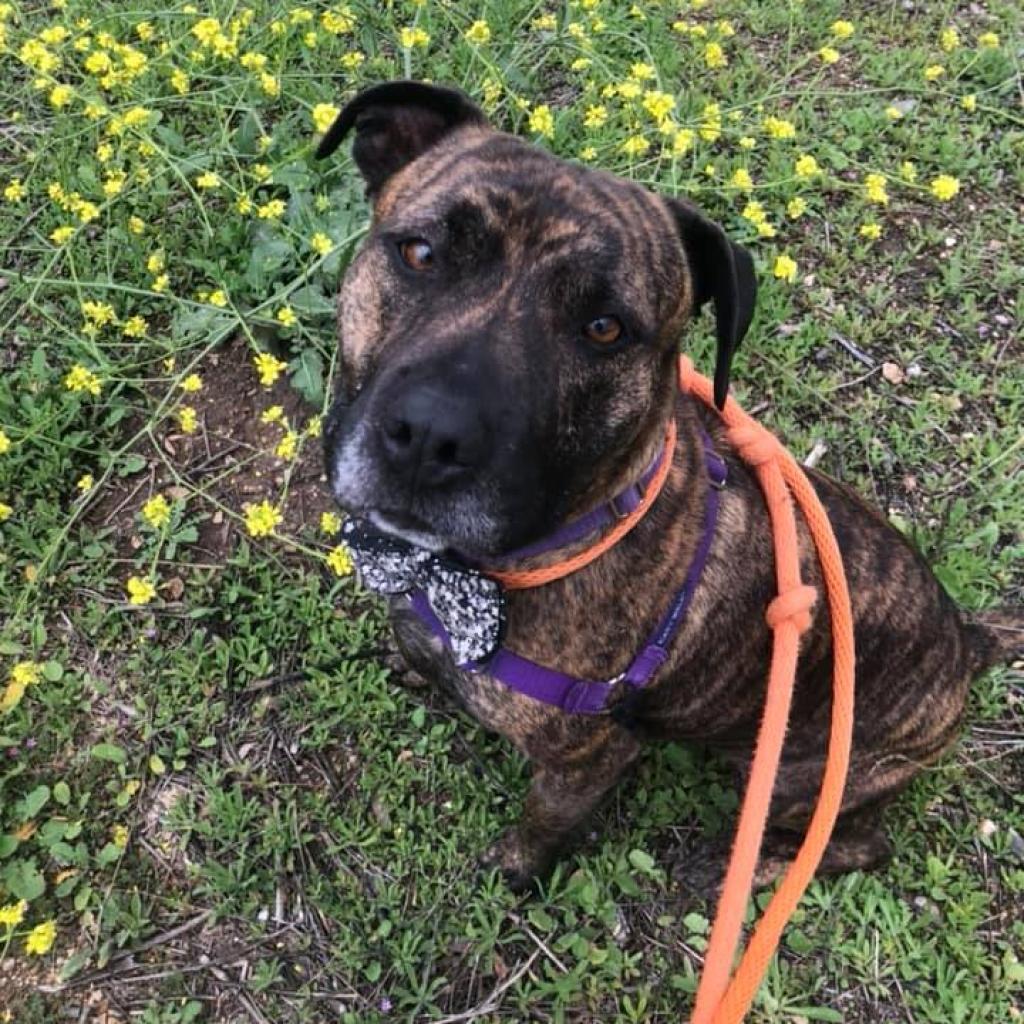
(680, 356), (856, 1024)
(487, 419), (677, 590)
(485, 354), (855, 1023)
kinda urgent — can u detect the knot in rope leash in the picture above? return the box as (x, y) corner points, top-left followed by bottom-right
(765, 585), (817, 635)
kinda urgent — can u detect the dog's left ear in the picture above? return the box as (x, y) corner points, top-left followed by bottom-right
(667, 199), (757, 409)
(314, 80), (487, 197)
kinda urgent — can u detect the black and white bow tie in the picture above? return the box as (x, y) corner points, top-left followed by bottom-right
(341, 518), (505, 665)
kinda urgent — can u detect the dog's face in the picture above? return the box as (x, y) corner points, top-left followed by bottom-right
(321, 83), (756, 556)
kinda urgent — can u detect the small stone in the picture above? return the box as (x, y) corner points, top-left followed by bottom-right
(979, 818), (998, 838)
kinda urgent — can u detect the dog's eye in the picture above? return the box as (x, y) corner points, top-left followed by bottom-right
(584, 315), (624, 347)
(399, 238), (434, 271)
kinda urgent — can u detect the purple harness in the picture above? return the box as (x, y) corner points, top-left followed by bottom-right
(410, 433), (727, 714)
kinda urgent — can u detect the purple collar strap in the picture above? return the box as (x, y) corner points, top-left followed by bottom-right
(411, 429), (727, 715)
(486, 441), (671, 563)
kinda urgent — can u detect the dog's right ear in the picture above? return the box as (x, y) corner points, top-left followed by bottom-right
(314, 81), (488, 197)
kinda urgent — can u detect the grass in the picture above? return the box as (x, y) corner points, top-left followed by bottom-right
(1, 0), (1022, 1020)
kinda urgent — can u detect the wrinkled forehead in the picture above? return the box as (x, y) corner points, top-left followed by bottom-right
(375, 130), (687, 311)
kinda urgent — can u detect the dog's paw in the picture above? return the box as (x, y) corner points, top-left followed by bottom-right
(480, 829), (547, 894)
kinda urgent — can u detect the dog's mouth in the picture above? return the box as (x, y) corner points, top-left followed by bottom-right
(365, 508), (447, 552)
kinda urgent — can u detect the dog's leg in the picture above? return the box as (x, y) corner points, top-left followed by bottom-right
(483, 723), (642, 891)
(755, 806), (892, 888)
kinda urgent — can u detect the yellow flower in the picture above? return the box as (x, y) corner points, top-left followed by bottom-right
(773, 254), (798, 284)
(276, 306), (297, 328)
(178, 406), (198, 434)
(321, 511), (341, 535)
(310, 232), (332, 256)
(122, 315), (147, 338)
(261, 405), (285, 424)
(885, 105), (904, 120)
(764, 116), (796, 139)
(729, 168), (753, 191)
(629, 62), (655, 81)
(326, 544), (354, 576)
(864, 172), (889, 205)
(126, 576), (156, 605)
(818, 46), (840, 64)
(181, 374), (203, 393)
(580, 145), (598, 161)
(128, 216), (145, 234)
(50, 225), (75, 244)
(0, 901), (27, 928)
(275, 431), (299, 460)
(11, 662), (42, 687)
(195, 171), (220, 189)
(465, 19), (491, 45)
(531, 13), (556, 31)
(642, 90), (675, 121)
(77, 474), (94, 492)
(787, 197), (807, 218)
(930, 174), (960, 201)
(146, 250), (165, 274)
(64, 365), (102, 396)
(742, 200), (767, 225)
(939, 27), (959, 52)
(3, 178), (25, 202)
(0, 501), (12, 524)
(49, 84), (73, 108)
(672, 129), (694, 155)
(306, 415), (322, 438)
(831, 20), (855, 39)
(243, 500), (282, 538)
(620, 135), (650, 157)
(312, 103), (340, 133)
(794, 154), (819, 178)
(924, 64), (945, 81)
(705, 42), (728, 68)
(0, 430), (10, 455)
(340, 51), (365, 70)
(900, 161), (917, 183)
(528, 104), (555, 139)
(207, 289), (228, 307)
(257, 199), (286, 220)
(961, 94), (977, 112)
(112, 824), (129, 848)
(859, 222), (882, 240)
(254, 352), (288, 387)
(142, 494), (171, 529)
(977, 32), (999, 49)
(322, 8), (356, 34)
(738, 136), (756, 150)
(260, 73), (280, 97)
(151, 273), (169, 293)
(25, 920), (56, 956)
(398, 26), (430, 49)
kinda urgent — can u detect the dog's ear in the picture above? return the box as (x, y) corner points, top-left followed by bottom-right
(314, 80), (488, 197)
(667, 199), (757, 409)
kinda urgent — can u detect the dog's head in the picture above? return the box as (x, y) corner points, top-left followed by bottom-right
(320, 81), (756, 556)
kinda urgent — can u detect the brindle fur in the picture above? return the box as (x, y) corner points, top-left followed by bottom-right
(320, 83), (1024, 891)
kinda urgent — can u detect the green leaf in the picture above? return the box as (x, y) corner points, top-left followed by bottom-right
(20, 784), (51, 820)
(628, 848), (656, 874)
(53, 781), (71, 805)
(149, 753), (166, 775)
(59, 949), (91, 983)
(289, 348), (325, 406)
(42, 661), (64, 681)
(528, 907), (555, 932)
(683, 912), (709, 935)
(4, 858), (46, 900)
(91, 742), (127, 764)
(117, 454), (147, 477)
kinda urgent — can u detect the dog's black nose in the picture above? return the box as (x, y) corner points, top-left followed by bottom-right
(381, 385), (487, 488)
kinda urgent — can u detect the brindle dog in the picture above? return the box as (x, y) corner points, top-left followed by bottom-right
(319, 81), (1023, 891)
